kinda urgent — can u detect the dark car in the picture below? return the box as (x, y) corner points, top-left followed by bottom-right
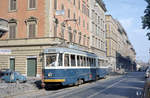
(1, 69), (26, 83)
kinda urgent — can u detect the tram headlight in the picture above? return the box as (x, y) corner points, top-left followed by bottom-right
(48, 72), (53, 77)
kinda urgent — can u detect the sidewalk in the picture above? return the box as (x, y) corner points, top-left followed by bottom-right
(0, 77), (41, 98)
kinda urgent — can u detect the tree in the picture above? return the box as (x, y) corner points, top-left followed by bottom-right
(142, 0), (150, 40)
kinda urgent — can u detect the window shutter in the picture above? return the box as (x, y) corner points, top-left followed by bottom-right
(10, 0), (16, 10)
(10, 0), (13, 10)
(13, 0), (16, 10)
(9, 24), (16, 39)
(12, 25), (16, 38)
(9, 26), (13, 38)
(32, 0), (36, 8)
(29, 0), (36, 8)
(29, 24), (32, 38)
(29, 0), (32, 8)
(32, 23), (36, 37)
(29, 23), (36, 38)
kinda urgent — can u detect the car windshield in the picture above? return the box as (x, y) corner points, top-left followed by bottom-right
(46, 54), (57, 67)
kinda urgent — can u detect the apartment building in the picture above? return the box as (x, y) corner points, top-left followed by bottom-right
(89, 0), (107, 65)
(0, 0), (90, 77)
(106, 15), (136, 71)
(115, 19), (136, 71)
(105, 15), (118, 71)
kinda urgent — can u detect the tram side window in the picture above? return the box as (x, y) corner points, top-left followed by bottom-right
(46, 54), (57, 67)
(93, 59), (96, 67)
(77, 56), (80, 66)
(80, 56), (84, 66)
(64, 54), (70, 67)
(89, 58), (92, 66)
(84, 57), (87, 66)
(87, 57), (90, 66)
(58, 53), (63, 66)
(91, 58), (94, 66)
(71, 55), (76, 66)
(98, 60), (100, 67)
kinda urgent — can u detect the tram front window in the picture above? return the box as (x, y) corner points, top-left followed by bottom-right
(46, 54), (57, 67)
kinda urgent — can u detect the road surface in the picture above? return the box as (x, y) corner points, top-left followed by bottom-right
(14, 72), (145, 98)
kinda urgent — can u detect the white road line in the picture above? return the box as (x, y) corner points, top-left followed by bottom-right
(87, 78), (126, 98)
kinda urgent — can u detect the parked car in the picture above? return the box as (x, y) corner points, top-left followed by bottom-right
(145, 66), (150, 78)
(1, 69), (26, 83)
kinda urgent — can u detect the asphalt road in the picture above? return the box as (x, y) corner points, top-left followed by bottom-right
(14, 72), (145, 98)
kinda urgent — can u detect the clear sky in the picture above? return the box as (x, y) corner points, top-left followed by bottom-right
(104, 0), (150, 62)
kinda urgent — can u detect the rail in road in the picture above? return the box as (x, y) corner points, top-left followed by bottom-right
(13, 72), (145, 98)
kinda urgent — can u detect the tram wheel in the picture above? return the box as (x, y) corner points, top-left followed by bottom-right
(74, 80), (79, 86)
(96, 75), (99, 80)
(79, 79), (84, 85)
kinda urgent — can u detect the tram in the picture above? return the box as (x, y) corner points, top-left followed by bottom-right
(42, 47), (109, 87)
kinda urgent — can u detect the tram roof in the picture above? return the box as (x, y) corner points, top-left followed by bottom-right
(44, 47), (97, 57)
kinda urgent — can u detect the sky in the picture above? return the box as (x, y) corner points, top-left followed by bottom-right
(104, 0), (150, 62)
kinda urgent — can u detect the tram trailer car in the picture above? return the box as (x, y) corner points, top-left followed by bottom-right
(42, 47), (108, 87)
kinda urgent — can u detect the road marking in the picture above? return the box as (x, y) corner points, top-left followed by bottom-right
(87, 78), (126, 98)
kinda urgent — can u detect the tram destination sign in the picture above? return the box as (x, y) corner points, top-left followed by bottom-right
(0, 49), (11, 54)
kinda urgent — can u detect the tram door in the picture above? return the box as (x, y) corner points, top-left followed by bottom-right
(27, 58), (37, 77)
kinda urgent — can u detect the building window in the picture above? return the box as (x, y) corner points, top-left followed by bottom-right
(87, 37), (89, 46)
(78, 32), (81, 44)
(92, 36), (95, 46)
(54, 24), (57, 37)
(61, 4), (64, 10)
(9, 22), (17, 39)
(78, 0), (80, 10)
(61, 23), (65, 39)
(87, 23), (89, 30)
(73, 13), (76, 19)
(26, 17), (37, 38)
(83, 35), (86, 46)
(68, 9), (70, 18)
(96, 38), (97, 47)
(68, 27), (72, 42)
(83, 20), (85, 28)
(78, 16), (81, 25)
(28, 0), (36, 9)
(54, 0), (57, 10)
(28, 22), (36, 38)
(73, 0), (76, 5)
(9, 0), (17, 11)
(73, 30), (77, 43)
